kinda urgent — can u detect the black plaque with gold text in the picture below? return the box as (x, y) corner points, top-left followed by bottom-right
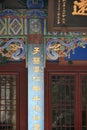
(48, 0), (87, 31)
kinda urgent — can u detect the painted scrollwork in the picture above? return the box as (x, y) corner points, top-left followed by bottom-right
(46, 38), (87, 61)
(0, 38), (25, 61)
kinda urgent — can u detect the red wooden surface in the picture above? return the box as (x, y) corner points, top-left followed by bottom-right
(0, 62), (28, 130)
(44, 63), (87, 130)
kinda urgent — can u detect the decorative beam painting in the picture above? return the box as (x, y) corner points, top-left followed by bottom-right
(44, 36), (87, 61)
(0, 36), (27, 64)
(27, 0), (44, 9)
(48, 0), (87, 32)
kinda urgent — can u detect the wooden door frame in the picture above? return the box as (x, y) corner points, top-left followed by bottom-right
(44, 63), (87, 130)
(0, 62), (28, 130)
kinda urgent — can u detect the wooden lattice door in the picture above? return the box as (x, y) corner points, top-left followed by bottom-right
(79, 74), (87, 130)
(0, 63), (27, 130)
(45, 66), (87, 130)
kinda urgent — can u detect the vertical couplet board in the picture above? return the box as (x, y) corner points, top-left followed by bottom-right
(28, 44), (44, 130)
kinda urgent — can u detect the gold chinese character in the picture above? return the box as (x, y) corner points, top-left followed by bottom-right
(33, 57), (40, 64)
(32, 124), (41, 130)
(32, 115), (40, 120)
(32, 96), (40, 101)
(33, 66), (40, 72)
(72, 0), (87, 15)
(32, 105), (41, 112)
(32, 47), (40, 54)
(33, 86), (41, 91)
(33, 76), (40, 81)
